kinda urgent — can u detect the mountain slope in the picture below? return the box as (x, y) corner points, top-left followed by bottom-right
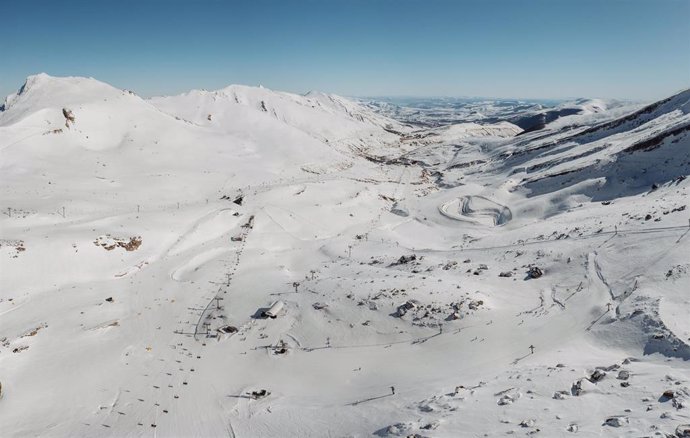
(0, 74), (399, 213)
(1, 77), (689, 438)
(500, 89), (690, 200)
(148, 85), (405, 154)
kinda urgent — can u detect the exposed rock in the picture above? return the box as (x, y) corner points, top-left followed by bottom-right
(248, 389), (270, 399)
(497, 392), (520, 405)
(597, 364), (620, 371)
(396, 300), (420, 317)
(528, 266), (543, 279)
(442, 261), (457, 270)
(420, 421), (439, 430)
(617, 370), (630, 380)
(571, 379), (583, 396)
(468, 300), (484, 310)
(553, 391), (568, 400)
(571, 378), (597, 396)
(62, 108), (75, 128)
(392, 254), (417, 266)
(383, 422), (415, 436)
(519, 419), (536, 427)
(589, 370), (606, 383)
(662, 389), (676, 399)
(603, 416), (629, 427)
(676, 424), (690, 437)
(94, 235), (142, 252)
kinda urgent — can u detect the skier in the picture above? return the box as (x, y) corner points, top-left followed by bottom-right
(390, 386), (395, 395)
(529, 345), (535, 354)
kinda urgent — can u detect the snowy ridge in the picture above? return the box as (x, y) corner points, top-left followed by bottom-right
(489, 88), (690, 199)
(149, 84), (405, 150)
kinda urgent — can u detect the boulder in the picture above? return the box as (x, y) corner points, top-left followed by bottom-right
(589, 370), (606, 383)
(62, 108), (75, 127)
(395, 254), (416, 265)
(497, 392), (520, 405)
(603, 416), (629, 427)
(676, 424), (690, 437)
(468, 300), (484, 310)
(553, 391), (568, 400)
(396, 300), (420, 317)
(519, 419), (536, 428)
(528, 267), (543, 279)
(249, 389), (270, 399)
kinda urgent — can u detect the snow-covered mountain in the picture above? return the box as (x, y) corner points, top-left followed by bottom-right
(1, 75), (689, 438)
(149, 85), (406, 150)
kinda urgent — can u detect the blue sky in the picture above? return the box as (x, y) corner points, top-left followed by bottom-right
(1, 0), (689, 100)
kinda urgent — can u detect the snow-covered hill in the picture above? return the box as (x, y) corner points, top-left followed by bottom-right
(149, 84), (405, 153)
(1, 75), (689, 438)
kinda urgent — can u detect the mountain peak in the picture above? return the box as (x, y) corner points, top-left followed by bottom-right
(0, 73), (136, 123)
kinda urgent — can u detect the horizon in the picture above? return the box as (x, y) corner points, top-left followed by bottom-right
(2, 0), (689, 101)
(4, 72), (640, 104)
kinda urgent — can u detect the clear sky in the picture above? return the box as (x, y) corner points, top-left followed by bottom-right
(1, 0), (689, 100)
